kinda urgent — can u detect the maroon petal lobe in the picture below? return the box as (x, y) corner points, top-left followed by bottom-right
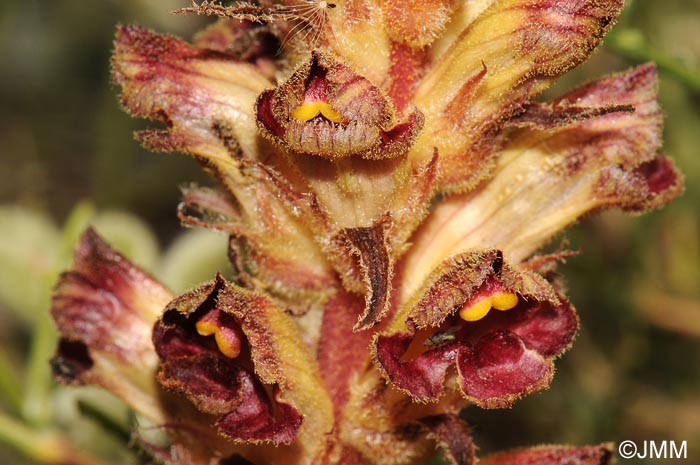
(498, 298), (579, 358)
(158, 354), (245, 414)
(374, 332), (457, 401)
(217, 382), (302, 445)
(456, 330), (553, 409)
(153, 278), (299, 444)
(478, 444), (614, 465)
(453, 292), (580, 360)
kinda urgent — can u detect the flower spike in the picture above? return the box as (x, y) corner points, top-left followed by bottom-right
(50, 1), (687, 463)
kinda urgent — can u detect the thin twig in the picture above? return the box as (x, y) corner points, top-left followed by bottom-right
(0, 411), (110, 465)
(606, 29), (700, 95)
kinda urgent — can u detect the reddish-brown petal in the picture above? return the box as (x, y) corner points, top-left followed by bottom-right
(153, 275), (333, 448)
(478, 444), (614, 465)
(456, 330), (553, 409)
(112, 24), (270, 162)
(374, 331), (457, 401)
(375, 250), (576, 406)
(51, 228), (172, 421)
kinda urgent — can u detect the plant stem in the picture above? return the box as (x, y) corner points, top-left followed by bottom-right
(0, 351), (23, 413)
(0, 411), (109, 465)
(606, 30), (700, 94)
(22, 201), (97, 426)
(22, 311), (57, 426)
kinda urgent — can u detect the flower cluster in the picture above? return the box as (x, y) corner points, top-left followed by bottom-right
(50, 1), (682, 464)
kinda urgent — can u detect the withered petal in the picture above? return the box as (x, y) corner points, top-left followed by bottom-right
(416, 414), (475, 465)
(50, 228), (173, 421)
(333, 217), (394, 331)
(112, 24), (271, 161)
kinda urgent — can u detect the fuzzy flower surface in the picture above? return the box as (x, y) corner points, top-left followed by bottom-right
(51, 1), (682, 464)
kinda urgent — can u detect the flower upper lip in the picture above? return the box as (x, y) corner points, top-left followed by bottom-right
(255, 50), (423, 160)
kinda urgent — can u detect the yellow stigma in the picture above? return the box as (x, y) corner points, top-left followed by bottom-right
(459, 292), (519, 322)
(290, 101), (343, 123)
(195, 320), (240, 359)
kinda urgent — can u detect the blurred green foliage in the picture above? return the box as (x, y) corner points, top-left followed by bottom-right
(0, 0), (698, 464)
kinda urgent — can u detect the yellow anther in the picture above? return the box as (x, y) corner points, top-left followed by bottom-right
(290, 101), (343, 123)
(195, 320), (240, 359)
(459, 298), (492, 322)
(491, 292), (519, 311)
(196, 319), (217, 337)
(459, 293), (519, 322)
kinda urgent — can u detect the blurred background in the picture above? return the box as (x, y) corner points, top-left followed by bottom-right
(0, 0), (698, 464)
